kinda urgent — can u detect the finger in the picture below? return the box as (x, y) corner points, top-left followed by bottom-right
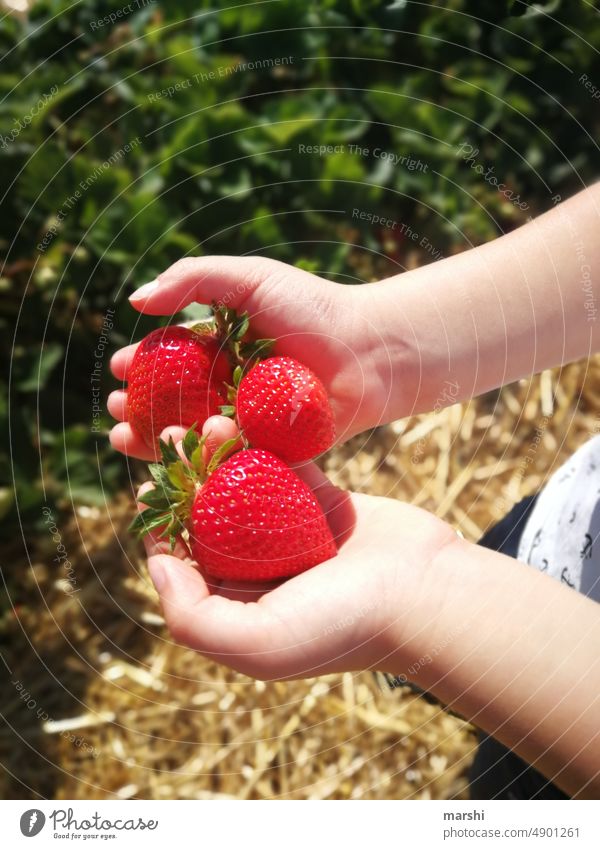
(212, 577), (282, 603)
(107, 389), (128, 422)
(110, 342), (140, 381)
(143, 534), (192, 564)
(128, 255), (289, 316)
(160, 425), (188, 449)
(150, 551), (373, 680)
(146, 554), (297, 676)
(110, 422), (191, 461)
(109, 422), (157, 461)
(202, 415), (241, 459)
(292, 461), (356, 546)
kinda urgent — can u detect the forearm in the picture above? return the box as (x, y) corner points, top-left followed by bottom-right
(396, 536), (600, 798)
(363, 184), (600, 419)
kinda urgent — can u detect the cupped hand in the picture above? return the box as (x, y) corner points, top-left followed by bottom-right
(109, 256), (393, 460)
(135, 431), (458, 681)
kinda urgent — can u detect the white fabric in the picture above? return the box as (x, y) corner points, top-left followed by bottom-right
(517, 435), (600, 602)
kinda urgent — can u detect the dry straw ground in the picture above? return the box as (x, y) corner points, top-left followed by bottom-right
(2, 354), (598, 800)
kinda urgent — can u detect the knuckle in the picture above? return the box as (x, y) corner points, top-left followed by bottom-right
(243, 256), (289, 288)
(164, 256), (199, 278)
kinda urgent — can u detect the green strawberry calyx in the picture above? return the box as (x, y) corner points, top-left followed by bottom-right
(219, 363), (244, 418)
(128, 425), (239, 551)
(187, 303), (274, 419)
(207, 303), (274, 371)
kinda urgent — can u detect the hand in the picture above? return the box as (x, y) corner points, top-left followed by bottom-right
(109, 256), (395, 460)
(137, 447), (458, 680)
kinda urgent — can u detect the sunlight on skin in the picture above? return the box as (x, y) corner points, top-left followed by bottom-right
(108, 226), (600, 796)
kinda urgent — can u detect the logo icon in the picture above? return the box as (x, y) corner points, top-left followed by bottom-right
(20, 810), (45, 837)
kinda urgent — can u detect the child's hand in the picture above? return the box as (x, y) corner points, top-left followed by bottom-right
(109, 256), (394, 460)
(134, 439), (600, 799)
(110, 185), (600, 459)
(136, 456), (457, 680)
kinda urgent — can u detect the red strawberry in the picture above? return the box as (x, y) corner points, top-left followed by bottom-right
(236, 356), (336, 463)
(127, 325), (232, 449)
(190, 449), (336, 580)
(131, 430), (336, 582)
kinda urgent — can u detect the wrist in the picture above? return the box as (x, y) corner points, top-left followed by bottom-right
(375, 514), (468, 678)
(394, 533), (476, 691)
(354, 275), (461, 426)
(350, 281), (418, 428)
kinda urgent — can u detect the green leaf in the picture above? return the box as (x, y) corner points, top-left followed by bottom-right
(160, 514), (186, 544)
(233, 313), (250, 341)
(137, 488), (172, 510)
(159, 437), (180, 466)
(129, 507), (169, 536)
(219, 405), (236, 417)
(182, 426), (200, 463)
(181, 304), (213, 323)
(190, 444), (205, 476)
(252, 339), (276, 357)
(148, 464), (172, 488)
(239, 339), (275, 361)
(166, 462), (191, 490)
(16, 343), (63, 392)
(207, 435), (241, 475)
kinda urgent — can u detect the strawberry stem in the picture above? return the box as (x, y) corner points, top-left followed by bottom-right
(129, 429), (205, 550)
(210, 302), (275, 371)
(129, 425), (244, 550)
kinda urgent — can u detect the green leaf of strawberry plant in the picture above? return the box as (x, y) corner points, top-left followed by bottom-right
(148, 464), (172, 489)
(206, 435), (241, 475)
(159, 513), (185, 542)
(187, 444), (203, 475)
(256, 338), (275, 356)
(129, 507), (170, 536)
(233, 313), (250, 341)
(137, 487), (173, 510)
(182, 427), (200, 464)
(239, 338), (275, 362)
(166, 462), (191, 490)
(159, 437), (180, 466)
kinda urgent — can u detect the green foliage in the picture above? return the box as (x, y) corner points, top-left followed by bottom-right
(1, 0), (599, 531)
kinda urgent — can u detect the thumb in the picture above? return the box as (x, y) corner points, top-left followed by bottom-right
(128, 255), (293, 316)
(146, 554), (299, 677)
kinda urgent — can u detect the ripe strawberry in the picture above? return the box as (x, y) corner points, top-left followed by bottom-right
(130, 429), (336, 582)
(127, 325), (232, 449)
(190, 449), (336, 580)
(236, 356), (336, 463)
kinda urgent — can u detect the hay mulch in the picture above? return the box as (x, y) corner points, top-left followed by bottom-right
(1, 355), (598, 800)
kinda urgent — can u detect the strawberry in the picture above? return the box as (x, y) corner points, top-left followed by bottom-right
(130, 428), (336, 582)
(126, 305), (274, 450)
(190, 449), (336, 580)
(235, 356), (336, 463)
(127, 325), (232, 449)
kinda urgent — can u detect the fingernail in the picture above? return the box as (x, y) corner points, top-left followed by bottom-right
(148, 556), (167, 593)
(129, 279), (159, 301)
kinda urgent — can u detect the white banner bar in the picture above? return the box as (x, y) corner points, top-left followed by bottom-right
(1, 800), (599, 848)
